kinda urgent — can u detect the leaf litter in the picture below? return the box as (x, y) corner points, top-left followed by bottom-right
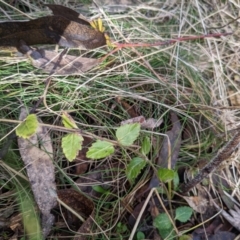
(18, 41), (101, 75)
(17, 108), (57, 237)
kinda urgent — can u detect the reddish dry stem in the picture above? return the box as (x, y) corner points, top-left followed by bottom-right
(101, 32), (232, 61)
(115, 32), (232, 48)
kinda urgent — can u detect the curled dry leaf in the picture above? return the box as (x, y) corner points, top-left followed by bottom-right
(157, 111), (182, 169)
(182, 196), (208, 214)
(180, 185), (209, 214)
(17, 108), (56, 238)
(121, 116), (163, 129)
(18, 42), (100, 75)
(0, 5), (107, 50)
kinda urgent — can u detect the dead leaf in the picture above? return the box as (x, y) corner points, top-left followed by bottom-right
(73, 213), (95, 240)
(212, 174), (235, 210)
(57, 189), (94, 233)
(157, 111), (182, 169)
(182, 196), (208, 214)
(46, 4), (91, 26)
(18, 42), (100, 75)
(153, 230), (162, 240)
(72, 162), (123, 239)
(18, 108), (57, 237)
(121, 116), (163, 129)
(0, 6), (107, 50)
(74, 136), (93, 175)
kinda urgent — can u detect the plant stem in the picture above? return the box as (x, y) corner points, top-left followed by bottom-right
(102, 32), (232, 61)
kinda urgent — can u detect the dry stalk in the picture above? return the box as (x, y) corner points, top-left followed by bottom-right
(180, 130), (240, 194)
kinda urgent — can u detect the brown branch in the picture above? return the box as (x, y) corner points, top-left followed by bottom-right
(179, 131), (240, 194)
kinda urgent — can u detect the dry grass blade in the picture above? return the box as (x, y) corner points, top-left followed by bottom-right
(213, 201), (240, 232)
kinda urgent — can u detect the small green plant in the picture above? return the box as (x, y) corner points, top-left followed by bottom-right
(61, 116), (141, 161)
(15, 114), (181, 189)
(153, 206), (193, 239)
(136, 231), (145, 240)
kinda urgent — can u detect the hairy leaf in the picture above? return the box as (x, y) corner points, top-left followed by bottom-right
(62, 133), (83, 161)
(154, 213), (172, 230)
(87, 140), (114, 159)
(141, 136), (151, 155)
(175, 206), (193, 223)
(116, 123), (140, 146)
(126, 157), (146, 182)
(18, 42), (100, 75)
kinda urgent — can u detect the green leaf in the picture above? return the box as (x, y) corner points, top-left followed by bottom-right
(179, 235), (192, 240)
(62, 112), (78, 129)
(16, 114), (38, 139)
(157, 168), (175, 183)
(116, 222), (128, 234)
(126, 157), (146, 182)
(159, 228), (175, 240)
(175, 206), (193, 223)
(136, 232), (145, 240)
(92, 185), (109, 194)
(173, 171), (180, 190)
(87, 140), (114, 159)
(141, 136), (151, 155)
(116, 123), (140, 146)
(19, 192), (42, 240)
(62, 133), (83, 161)
(153, 213), (172, 230)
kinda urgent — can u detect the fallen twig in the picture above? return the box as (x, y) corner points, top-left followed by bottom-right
(179, 130), (240, 194)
